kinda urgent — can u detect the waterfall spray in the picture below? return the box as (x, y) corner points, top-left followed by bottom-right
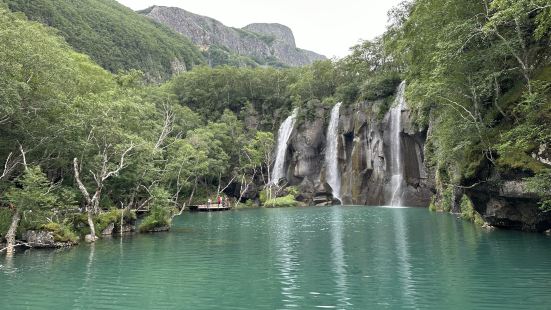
(271, 109), (298, 185)
(325, 102), (342, 204)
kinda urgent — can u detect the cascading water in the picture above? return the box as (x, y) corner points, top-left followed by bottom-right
(325, 102), (342, 204)
(389, 82), (406, 206)
(271, 109), (298, 185)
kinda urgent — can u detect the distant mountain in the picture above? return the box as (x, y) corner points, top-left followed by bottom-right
(141, 6), (326, 67)
(5, 0), (205, 81)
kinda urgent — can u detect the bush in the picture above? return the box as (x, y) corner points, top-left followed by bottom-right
(264, 195), (299, 208)
(360, 72), (401, 101)
(138, 187), (172, 232)
(440, 187), (454, 212)
(259, 189), (268, 205)
(42, 222), (79, 243)
(95, 208), (137, 234)
(460, 195), (485, 226)
(138, 210), (171, 233)
(0, 208), (14, 238)
(428, 196), (438, 212)
(95, 209), (119, 234)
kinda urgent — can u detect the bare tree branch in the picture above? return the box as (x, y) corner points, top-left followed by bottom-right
(0, 152), (13, 180)
(19, 143), (28, 171)
(155, 104), (174, 150)
(102, 142), (134, 181)
(73, 158), (92, 206)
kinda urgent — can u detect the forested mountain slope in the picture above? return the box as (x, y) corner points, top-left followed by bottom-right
(4, 0), (205, 81)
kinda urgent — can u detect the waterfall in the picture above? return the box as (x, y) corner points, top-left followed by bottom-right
(325, 102), (342, 204)
(271, 109), (298, 185)
(389, 82), (406, 206)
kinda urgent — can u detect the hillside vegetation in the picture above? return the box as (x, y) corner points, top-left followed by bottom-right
(4, 0), (205, 81)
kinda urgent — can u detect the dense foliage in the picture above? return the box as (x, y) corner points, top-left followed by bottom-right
(0, 6), (274, 245)
(387, 0), (551, 209)
(4, 0), (205, 81)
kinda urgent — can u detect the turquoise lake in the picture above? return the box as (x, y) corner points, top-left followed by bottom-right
(1, 206), (550, 309)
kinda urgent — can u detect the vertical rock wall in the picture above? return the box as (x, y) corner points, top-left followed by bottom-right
(285, 99), (434, 206)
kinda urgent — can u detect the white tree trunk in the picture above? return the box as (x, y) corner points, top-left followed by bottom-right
(4, 210), (20, 256)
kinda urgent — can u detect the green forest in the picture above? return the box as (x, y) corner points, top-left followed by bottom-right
(1, 0), (550, 254)
(4, 0), (205, 81)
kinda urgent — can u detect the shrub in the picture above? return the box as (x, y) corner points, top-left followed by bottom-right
(0, 208), (14, 237)
(286, 186), (300, 198)
(138, 210), (171, 233)
(428, 196), (438, 212)
(360, 72), (401, 101)
(460, 195), (485, 226)
(441, 186), (454, 212)
(95, 208), (137, 234)
(138, 187), (172, 232)
(95, 209), (119, 234)
(259, 189), (268, 205)
(264, 195), (299, 208)
(42, 222), (79, 243)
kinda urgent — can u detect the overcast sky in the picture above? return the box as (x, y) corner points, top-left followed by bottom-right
(116, 0), (403, 58)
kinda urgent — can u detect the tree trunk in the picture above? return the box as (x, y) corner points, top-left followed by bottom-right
(87, 210), (97, 242)
(187, 176), (198, 206)
(5, 210), (20, 256)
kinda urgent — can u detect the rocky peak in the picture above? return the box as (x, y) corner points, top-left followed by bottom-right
(243, 23), (296, 47)
(143, 6), (326, 67)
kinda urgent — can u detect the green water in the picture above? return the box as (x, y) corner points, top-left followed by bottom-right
(1, 206), (550, 309)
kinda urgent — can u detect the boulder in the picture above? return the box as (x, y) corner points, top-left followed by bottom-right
(114, 224), (135, 234)
(101, 223), (115, 235)
(467, 181), (551, 232)
(23, 231), (76, 248)
(84, 234), (97, 243)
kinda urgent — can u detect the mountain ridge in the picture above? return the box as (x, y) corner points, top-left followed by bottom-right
(143, 5), (326, 67)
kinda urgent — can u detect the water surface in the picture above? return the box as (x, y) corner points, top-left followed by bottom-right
(1, 207), (550, 309)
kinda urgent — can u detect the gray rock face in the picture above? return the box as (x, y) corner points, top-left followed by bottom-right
(23, 231), (76, 248)
(144, 6), (326, 67)
(467, 177), (551, 232)
(101, 223), (115, 235)
(284, 99), (433, 206)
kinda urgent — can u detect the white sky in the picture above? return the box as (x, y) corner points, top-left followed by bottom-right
(116, 0), (403, 58)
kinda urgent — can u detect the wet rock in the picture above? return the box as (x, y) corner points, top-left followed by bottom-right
(147, 226), (170, 233)
(84, 234), (97, 243)
(23, 231), (76, 248)
(101, 223), (115, 235)
(285, 98), (433, 206)
(114, 224), (135, 234)
(467, 181), (551, 232)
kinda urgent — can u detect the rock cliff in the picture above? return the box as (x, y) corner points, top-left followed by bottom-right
(143, 6), (326, 67)
(280, 98), (434, 207)
(273, 87), (549, 232)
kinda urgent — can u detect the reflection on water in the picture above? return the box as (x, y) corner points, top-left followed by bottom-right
(1, 207), (551, 310)
(392, 207), (415, 308)
(273, 209), (302, 308)
(330, 207), (351, 309)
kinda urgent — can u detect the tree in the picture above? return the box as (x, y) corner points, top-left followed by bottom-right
(2, 166), (56, 254)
